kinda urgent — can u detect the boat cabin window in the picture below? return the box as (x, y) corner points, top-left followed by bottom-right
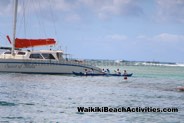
(29, 54), (43, 59)
(4, 52), (11, 54)
(17, 52), (26, 55)
(56, 53), (60, 59)
(56, 52), (64, 60)
(42, 53), (55, 59)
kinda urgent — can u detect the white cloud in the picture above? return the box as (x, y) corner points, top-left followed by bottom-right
(106, 34), (127, 41)
(65, 14), (81, 22)
(136, 33), (184, 42)
(79, 0), (143, 19)
(32, 0), (143, 20)
(1, 0), (184, 23)
(153, 33), (184, 42)
(156, 0), (184, 23)
(0, 0), (77, 15)
(0, 0), (11, 15)
(0, 0), (143, 19)
(136, 35), (148, 40)
(27, 0), (76, 12)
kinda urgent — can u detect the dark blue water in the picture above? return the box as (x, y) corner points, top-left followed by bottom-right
(0, 66), (184, 122)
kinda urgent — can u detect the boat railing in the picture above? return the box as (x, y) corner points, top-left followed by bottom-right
(20, 59), (91, 66)
(0, 57), (96, 67)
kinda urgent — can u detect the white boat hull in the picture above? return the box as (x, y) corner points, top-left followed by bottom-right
(0, 59), (102, 74)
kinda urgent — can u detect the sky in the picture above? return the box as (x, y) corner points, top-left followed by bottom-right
(0, 0), (184, 62)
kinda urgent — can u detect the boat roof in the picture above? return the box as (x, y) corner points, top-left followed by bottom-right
(0, 49), (64, 60)
(1, 49), (64, 54)
(29, 50), (63, 53)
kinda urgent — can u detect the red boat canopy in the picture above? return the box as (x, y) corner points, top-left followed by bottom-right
(6, 35), (56, 48)
(15, 38), (56, 48)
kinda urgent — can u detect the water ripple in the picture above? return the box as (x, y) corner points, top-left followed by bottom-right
(0, 101), (17, 106)
(0, 66), (184, 122)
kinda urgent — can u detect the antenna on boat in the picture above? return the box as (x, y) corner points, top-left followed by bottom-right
(12, 0), (18, 55)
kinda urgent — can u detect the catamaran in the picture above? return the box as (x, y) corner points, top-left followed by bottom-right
(0, 0), (102, 74)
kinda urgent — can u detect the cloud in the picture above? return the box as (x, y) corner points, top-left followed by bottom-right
(34, 0), (143, 21)
(106, 34), (127, 41)
(0, 0), (77, 15)
(136, 33), (184, 42)
(2, 0), (184, 24)
(0, 0), (11, 15)
(24, 0), (76, 12)
(65, 14), (81, 22)
(153, 33), (184, 42)
(156, 0), (184, 23)
(79, 0), (143, 19)
(136, 35), (147, 39)
(0, 0), (144, 20)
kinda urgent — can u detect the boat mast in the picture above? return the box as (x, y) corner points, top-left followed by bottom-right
(12, 0), (18, 55)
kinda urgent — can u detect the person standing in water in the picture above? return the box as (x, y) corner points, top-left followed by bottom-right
(123, 70), (128, 80)
(123, 70), (127, 75)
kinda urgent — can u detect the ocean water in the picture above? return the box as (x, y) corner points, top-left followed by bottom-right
(0, 65), (184, 123)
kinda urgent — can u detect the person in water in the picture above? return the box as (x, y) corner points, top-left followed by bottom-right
(90, 68), (94, 74)
(115, 69), (121, 75)
(102, 69), (106, 73)
(123, 70), (127, 75)
(123, 70), (128, 80)
(106, 69), (110, 74)
(84, 69), (88, 75)
(117, 69), (121, 75)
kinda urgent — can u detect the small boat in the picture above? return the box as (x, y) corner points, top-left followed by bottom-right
(108, 73), (133, 77)
(72, 72), (133, 77)
(73, 72), (106, 76)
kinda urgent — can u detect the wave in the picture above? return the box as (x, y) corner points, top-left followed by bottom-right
(85, 60), (184, 67)
(140, 62), (184, 67)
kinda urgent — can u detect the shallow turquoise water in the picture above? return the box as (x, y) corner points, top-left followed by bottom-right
(0, 65), (184, 122)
